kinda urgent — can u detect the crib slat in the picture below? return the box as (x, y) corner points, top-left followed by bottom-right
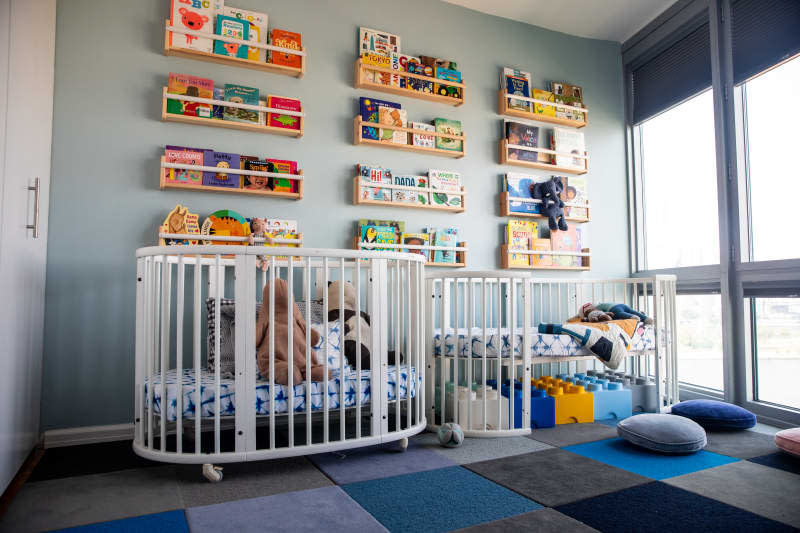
(194, 256), (201, 453)
(339, 257), (345, 442)
(406, 260), (412, 430)
(440, 277), (446, 427)
(176, 256), (184, 453)
(305, 257), (312, 447)
(481, 278), (487, 431)
(466, 277), (473, 430)
(452, 277), (459, 429)
(395, 260), (401, 432)
(146, 258), (154, 450)
(269, 259), (276, 450)
(355, 258), (362, 438)
(322, 257), (329, 444)
(160, 257), (169, 452)
(214, 256), (221, 455)
(288, 257), (294, 447)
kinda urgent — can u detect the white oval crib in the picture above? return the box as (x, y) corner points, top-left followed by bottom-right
(133, 246), (426, 480)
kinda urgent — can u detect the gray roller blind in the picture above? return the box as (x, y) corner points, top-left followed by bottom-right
(732, 0), (800, 84)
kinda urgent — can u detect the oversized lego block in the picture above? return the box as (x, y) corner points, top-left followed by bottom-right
(543, 377), (594, 425)
(587, 382), (632, 420)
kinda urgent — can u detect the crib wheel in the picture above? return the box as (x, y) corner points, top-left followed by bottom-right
(398, 437), (409, 452)
(202, 464), (223, 483)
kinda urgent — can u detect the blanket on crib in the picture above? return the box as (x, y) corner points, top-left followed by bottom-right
(538, 322), (631, 370)
(566, 317), (640, 338)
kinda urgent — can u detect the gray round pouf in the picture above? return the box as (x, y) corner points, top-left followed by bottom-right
(617, 413), (707, 453)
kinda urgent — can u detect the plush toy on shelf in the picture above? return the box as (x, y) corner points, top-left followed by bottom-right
(247, 217), (272, 271)
(531, 177), (568, 231)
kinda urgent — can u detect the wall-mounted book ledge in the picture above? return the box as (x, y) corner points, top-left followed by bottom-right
(354, 238), (467, 267)
(161, 88), (304, 137)
(159, 232), (303, 246)
(499, 192), (590, 222)
(354, 117), (465, 158)
(159, 157), (303, 199)
(353, 177), (466, 213)
(164, 21), (306, 78)
(354, 59), (465, 106)
(501, 245), (591, 271)
(498, 90), (587, 128)
(499, 139), (588, 175)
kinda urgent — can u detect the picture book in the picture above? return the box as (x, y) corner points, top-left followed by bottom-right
(530, 238), (553, 267)
(397, 54), (419, 89)
(434, 67), (462, 99)
(223, 84), (259, 123)
(257, 97), (267, 125)
(505, 121), (539, 162)
(359, 27), (401, 85)
(263, 219), (299, 253)
(429, 169), (461, 208)
(551, 81), (585, 121)
(159, 204), (200, 246)
(167, 73), (213, 118)
(214, 15), (249, 59)
(421, 57), (458, 71)
(360, 224), (397, 252)
(505, 173), (537, 214)
(265, 159), (298, 192)
(212, 87), (225, 119)
(358, 219), (404, 246)
(410, 121), (435, 148)
(506, 220), (536, 267)
(267, 95), (302, 130)
(164, 145), (203, 186)
(357, 164), (393, 202)
(553, 128), (586, 170)
(406, 59), (434, 93)
(269, 29), (302, 68)
(221, 6), (268, 62)
(243, 160), (270, 191)
(432, 227), (458, 264)
(203, 150), (241, 188)
(564, 176), (588, 219)
(532, 88), (557, 117)
(379, 106), (407, 144)
(169, 0), (215, 53)
(434, 118), (462, 152)
(503, 68), (532, 112)
(551, 225), (582, 267)
(401, 233), (430, 260)
(359, 97), (400, 140)
(361, 53), (393, 85)
(392, 175), (428, 205)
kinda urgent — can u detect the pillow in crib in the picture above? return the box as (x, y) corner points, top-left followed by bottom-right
(775, 428), (800, 457)
(617, 413), (706, 453)
(671, 399), (756, 430)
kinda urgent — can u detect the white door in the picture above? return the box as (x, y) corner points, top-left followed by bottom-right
(0, 0), (56, 492)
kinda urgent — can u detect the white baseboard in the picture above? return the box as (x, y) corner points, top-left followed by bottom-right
(43, 423), (134, 448)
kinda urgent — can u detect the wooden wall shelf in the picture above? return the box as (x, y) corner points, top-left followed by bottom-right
(354, 59), (464, 106)
(353, 177), (465, 213)
(353, 236), (467, 267)
(501, 245), (591, 271)
(499, 139), (587, 175)
(164, 20), (305, 78)
(354, 117), (465, 158)
(498, 90), (587, 128)
(161, 88), (304, 138)
(499, 192), (589, 223)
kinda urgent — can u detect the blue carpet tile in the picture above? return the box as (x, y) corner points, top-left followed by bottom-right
(564, 438), (739, 479)
(52, 510), (189, 533)
(343, 466), (542, 533)
(749, 451), (800, 476)
(556, 481), (799, 533)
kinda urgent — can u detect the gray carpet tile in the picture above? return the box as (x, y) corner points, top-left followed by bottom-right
(526, 423), (618, 447)
(414, 432), (552, 464)
(0, 466), (182, 533)
(704, 429), (778, 459)
(465, 448), (650, 507)
(454, 507), (599, 532)
(666, 460), (800, 528)
(175, 456), (332, 507)
(185, 485), (388, 533)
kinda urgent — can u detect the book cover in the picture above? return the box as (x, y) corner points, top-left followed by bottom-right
(551, 225), (581, 267)
(358, 219), (404, 246)
(429, 169), (461, 208)
(505, 121), (539, 162)
(360, 224), (396, 252)
(505, 173), (537, 214)
(565, 176), (588, 219)
(214, 15), (249, 59)
(434, 118), (462, 152)
(503, 68), (532, 112)
(357, 164), (393, 202)
(361, 53), (393, 85)
(553, 127), (586, 170)
(551, 81), (585, 121)
(359, 97), (400, 140)
(211, 87), (225, 119)
(243, 159), (270, 191)
(167, 73), (213, 118)
(397, 54), (419, 89)
(169, 0), (215, 53)
(265, 159), (298, 192)
(401, 233), (430, 260)
(434, 67), (462, 99)
(379, 106), (407, 144)
(221, 6), (267, 62)
(433, 227), (458, 263)
(267, 95), (302, 130)
(506, 219), (536, 267)
(257, 97), (267, 125)
(406, 59), (434, 93)
(203, 150), (241, 188)
(533, 88), (557, 117)
(392, 175), (428, 205)
(223, 84), (259, 123)
(164, 145), (203, 186)
(530, 238), (553, 267)
(261, 218), (299, 254)
(358, 27), (401, 85)
(269, 29), (302, 68)
(410, 121), (434, 148)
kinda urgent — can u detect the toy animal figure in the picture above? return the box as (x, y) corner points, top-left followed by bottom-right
(596, 303), (654, 325)
(576, 303), (614, 322)
(531, 177), (568, 231)
(255, 279), (330, 385)
(248, 218), (273, 271)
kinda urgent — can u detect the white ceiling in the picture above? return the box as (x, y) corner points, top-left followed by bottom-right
(441, 0), (674, 42)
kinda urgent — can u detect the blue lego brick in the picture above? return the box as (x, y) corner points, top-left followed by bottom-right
(489, 381), (555, 429)
(587, 382), (632, 420)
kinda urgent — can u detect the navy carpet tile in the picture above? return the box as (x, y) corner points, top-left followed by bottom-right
(51, 510), (189, 533)
(342, 466), (541, 533)
(29, 441), (160, 482)
(749, 451), (800, 476)
(556, 482), (799, 533)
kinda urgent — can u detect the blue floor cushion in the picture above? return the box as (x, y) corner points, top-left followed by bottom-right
(617, 413), (707, 453)
(671, 399), (756, 430)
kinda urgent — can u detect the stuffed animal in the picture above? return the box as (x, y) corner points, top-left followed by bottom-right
(248, 218), (273, 271)
(596, 303), (654, 325)
(327, 280), (373, 369)
(255, 279), (330, 385)
(531, 177), (568, 231)
(575, 302), (614, 322)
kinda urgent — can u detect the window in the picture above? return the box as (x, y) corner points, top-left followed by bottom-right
(742, 55), (800, 262)
(676, 294), (724, 391)
(752, 297), (800, 410)
(636, 90), (720, 270)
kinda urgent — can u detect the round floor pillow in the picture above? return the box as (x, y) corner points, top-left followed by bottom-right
(671, 399), (756, 430)
(618, 413), (706, 453)
(775, 428), (800, 457)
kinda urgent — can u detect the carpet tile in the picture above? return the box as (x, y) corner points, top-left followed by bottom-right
(414, 432), (552, 464)
(527, 423), (618, 447)
(29, 441), (160, 482)
(749, 451), (800, 475)
(453, 507), (599, 532)
(51, 510), (189, 533)
(704, 429), (778, 459)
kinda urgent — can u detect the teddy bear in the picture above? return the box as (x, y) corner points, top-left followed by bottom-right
(531, 177), (568, 231)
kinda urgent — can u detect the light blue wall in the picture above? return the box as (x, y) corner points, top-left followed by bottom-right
(42, 0), (627, 429)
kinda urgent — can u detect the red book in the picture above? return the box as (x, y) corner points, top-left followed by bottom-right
(267, 95), (301, 130)
(265, 159), (298, 192)
(269, 29), (302, 68)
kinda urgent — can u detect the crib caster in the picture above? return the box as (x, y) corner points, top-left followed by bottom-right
(202, 464), (223, 483)
(398, 437), (409, 452)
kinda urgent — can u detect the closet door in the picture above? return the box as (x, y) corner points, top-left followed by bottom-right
(0, 0), (56, 492)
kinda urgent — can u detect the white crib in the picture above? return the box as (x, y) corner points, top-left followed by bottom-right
(425, 272), (678, 437)
(133, 246), (426, 481)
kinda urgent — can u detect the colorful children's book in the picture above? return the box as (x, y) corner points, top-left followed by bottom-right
(406, 59), (434, 93)
(397, 54), (420, 89)
(533, 88), (557, 117)
(267, 95), (302, 130)
(223, 84), (259, 123)
(379, 106), (407, 144)
(164, 145), (204, 186)
(243, 159), (270, 191)
(530, 238), (553, 267)
(214, 15), (249, 59)
(263, 218), (299, 256)
(221, 6), (268, 62)
(551, 225), (582, 267)
(359, 27), (401, 85)
(265, 159), (298, 192)
(434, 118), (462, 152)
(401, 233), (430, 260)
(357, 164), (393, 202)
(564, 176), (588, 219)
(410, 122), (435, 148)
(553, 128), (586, 170)
(359, 97), (400, 140)
(361, 53), (393, 85)
(159, 204), (201, 246)
(551, 81), (585, 121)
(429, 169), (461, 208)
(392, 175), (428, 205)
(360, 224), (398, 252)
(167, 73), (213, 118)
(211, 87), (225, 119)
(434, 67), (462, 99)
(358, 219), (404, 247)
(505, 121), (539, 162)
(203, 150), (241, 188)
(506, 220), (536, 267)
(503, 68), (532, 112)
(269, 29), (302, 68)
(169, 0), (215, 53)
(432, 227), (458, 264)
(505, 173), (537, 214)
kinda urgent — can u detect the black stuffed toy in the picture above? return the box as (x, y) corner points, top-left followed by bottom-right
(531, 177), (568, 231)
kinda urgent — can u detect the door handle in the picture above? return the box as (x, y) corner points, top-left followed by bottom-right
(26, 177), (40, 238)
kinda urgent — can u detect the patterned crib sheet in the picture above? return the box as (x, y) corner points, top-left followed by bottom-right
(145, 365), (419, 422)
(433, 325), (655, 358)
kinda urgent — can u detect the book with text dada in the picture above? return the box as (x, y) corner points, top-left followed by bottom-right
(401, 233), (430, 261)
(214, 15), (249, 59)
(392, 175), (428, 205)
(506, 219), (537, 267)
(358, 164), (393, 202)
(360, 97), (400, 140)
(221, 6), (268, 62)
(429, 169), (461, 208)
(164, 145), (203, 186)
(167, 73), (213, 118)
(502, 68), (532, 112)
(267, 95), (302, 130)
(169, 0), (215, 53)
(505, 121), (539, 162)
(223, 84), (259, 123)
(270, 29), (302, 68)
(203, 150), (241, 188)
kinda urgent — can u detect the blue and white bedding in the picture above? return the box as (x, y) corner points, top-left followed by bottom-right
(145, 365), (419, 421)
(433, 324), (655, 358)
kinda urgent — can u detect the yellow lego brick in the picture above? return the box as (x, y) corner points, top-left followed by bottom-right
(538, 376), (594, 425)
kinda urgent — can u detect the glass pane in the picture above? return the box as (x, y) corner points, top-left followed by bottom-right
(753, 297), (800, 410)
(744, 56), (800, 261)
(639, 90), (720, 269)
(677, 294), (723, 390)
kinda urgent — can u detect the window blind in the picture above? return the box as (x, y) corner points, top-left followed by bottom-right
(732, 0), (800, 84)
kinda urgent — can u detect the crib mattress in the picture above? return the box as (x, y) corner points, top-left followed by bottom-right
(145, 365), (419, 421)
(433, 324), (655, 359)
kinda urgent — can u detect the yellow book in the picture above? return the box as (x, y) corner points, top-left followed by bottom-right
(506, 220), (537, 267)
(533, 88), (557, 117)
(530, 238), (553, 267)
